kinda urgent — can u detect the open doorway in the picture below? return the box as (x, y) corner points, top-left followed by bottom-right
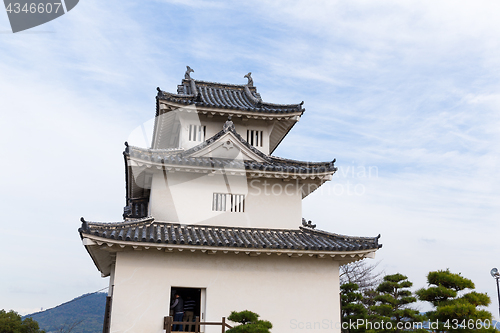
(170, 287), (205, 332)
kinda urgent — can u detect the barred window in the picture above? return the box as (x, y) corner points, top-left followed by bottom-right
(188, 125), (206, 142)
(246, 130), (263, 147)
(212, 193), (245, 212)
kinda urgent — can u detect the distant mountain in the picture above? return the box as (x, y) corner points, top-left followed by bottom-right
(24, 292), (106, 333)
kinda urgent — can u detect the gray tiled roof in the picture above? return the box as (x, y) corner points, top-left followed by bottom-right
(126, 148), (336, 174)
(157, 79), (304, 114)
(125, 120), (337, 175)
(79, 218), (381, 252)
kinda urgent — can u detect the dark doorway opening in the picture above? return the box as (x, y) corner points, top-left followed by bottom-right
(170, 287), (202, 331)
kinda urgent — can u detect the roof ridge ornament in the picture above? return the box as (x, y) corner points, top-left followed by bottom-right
(223, 116), (235, 132)
(302, 218), (316, 229)
(244, 72), (253, 87)
(156, 87), (164, 97)
(243, 73), (262, 105)
(80, 217), (88, 232)
(185, 66), (194, 80)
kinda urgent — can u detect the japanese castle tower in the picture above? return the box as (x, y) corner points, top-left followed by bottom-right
(79, 68), (382, 333)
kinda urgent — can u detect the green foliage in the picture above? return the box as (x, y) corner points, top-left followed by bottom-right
(227, 310), (272, 333)
(370, 273), (425, 332)
(460, 292), (492, 307)
(0, 309), (45, 333)
(340, 282), (368, 333)
(415, 285), (457, 305)
(416, 269), (495, 333)
(427, 270), (474, 292)
(360, 288), (379, 317)
(228, 310), (260, 325)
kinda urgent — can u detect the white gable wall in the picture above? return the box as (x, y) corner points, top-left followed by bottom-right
(173, 111), (272, 155)
(108, 250), (341, 333)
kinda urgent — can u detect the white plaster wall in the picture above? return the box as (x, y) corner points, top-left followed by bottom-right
(109, 250), (341, 333)
(232, 120), (271, 156)
(149, 170), (179, 222)
(174, 112), (272, 155)
(149, 170), (302, 229)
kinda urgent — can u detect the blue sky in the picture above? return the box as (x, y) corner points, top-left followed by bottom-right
(1, 0), (499, 318)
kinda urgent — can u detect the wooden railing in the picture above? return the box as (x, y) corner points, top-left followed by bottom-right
(163, 316), (232, 333)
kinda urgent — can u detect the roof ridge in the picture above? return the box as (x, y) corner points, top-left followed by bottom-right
(300, 226), (381, 241)
(159, 90), (195, 99)
(192, 79), (249, 89)
(79, 216), (155, 232)
(157, 75), (304, 114)
(127, 145), (184, 153)
(269, 155), (336, 167)
(261, 100), (304, 108)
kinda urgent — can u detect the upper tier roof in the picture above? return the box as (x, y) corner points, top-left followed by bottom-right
(127, 119), (336, 176)
(126, 146), (336, 179)
(157, 74), (304, 115)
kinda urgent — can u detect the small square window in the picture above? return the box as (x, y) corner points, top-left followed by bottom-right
(188, 125), (206, 142)
(246, 130), (263, 147)
(212, 193), (245, 212)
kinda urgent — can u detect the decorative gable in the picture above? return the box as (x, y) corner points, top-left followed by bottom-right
(188, 131), (266, 162)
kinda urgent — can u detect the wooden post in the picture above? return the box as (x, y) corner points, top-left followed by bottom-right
(221, 317), (226, 333)
(164, 316), (172, 333)
(102, 296), (112, 333)
(195, 316), (200, 333)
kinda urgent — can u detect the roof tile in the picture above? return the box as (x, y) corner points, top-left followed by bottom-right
(158, 79), (303, 114)
(80, 219), (381, 253)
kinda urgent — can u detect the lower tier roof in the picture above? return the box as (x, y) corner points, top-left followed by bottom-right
(79, 217), (381, 253)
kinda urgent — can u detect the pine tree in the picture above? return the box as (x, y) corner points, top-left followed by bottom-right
(370, 273), (426, 332)
(361, 288), (379, 317)
(416, 269), (495, 333)
(340, 282), (368, 333)
(226, 310), (272, 333)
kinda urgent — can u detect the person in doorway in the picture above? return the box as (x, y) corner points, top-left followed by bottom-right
(183, 296), (196, 332)
(170, 293), (184, 331)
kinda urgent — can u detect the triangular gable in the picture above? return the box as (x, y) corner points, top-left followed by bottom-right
(181, 120), (270, 163)
(187, 131), (266, 162)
